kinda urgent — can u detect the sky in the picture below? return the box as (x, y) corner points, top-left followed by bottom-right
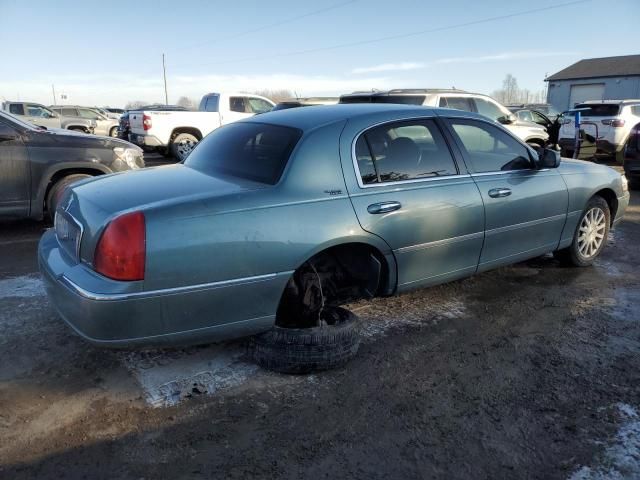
(1, 0), (638, 107)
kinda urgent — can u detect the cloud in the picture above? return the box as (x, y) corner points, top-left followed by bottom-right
(349, 51), (579, 76)
(433, 51), (579, 65)
(351, 62), (425, 75)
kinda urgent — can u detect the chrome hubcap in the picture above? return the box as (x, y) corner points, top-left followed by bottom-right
(177, 139), (196, 159)
(577, 207), (606, 259)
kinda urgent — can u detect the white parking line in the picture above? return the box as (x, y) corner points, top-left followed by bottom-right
(569, 404), (640, 480)
(0, 275), (45, 298)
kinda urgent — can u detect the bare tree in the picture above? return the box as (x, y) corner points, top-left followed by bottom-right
(124, 100), (151, 110)
(490, 74), (546, 105)
(252, 89), (294, 103)
(176, 96), (197, 109)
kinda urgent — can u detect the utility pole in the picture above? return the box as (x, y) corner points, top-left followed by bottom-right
(52, 84), (57, 105)
(162, 53), (168, 105)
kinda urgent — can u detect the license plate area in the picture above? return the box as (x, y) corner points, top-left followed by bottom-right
(54, 212), (82, 262)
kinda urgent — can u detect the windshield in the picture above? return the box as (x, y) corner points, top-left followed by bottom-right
(185, 122), (302, 185)
(574, 104), (621, 116)
(0, 110), (39, 131)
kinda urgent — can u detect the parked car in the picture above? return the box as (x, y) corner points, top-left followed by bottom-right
(0, 110), (143, 221)
(128, 92), (275, 161)
(507, 103), (560, 119)
(510, 108), (561, 146)
(340, 89), (549, 148)
(104, 107), (124, 116)
(1, 101), (95, 133)
(623, 121), (640, 188)
(558, 100), (640, 162)
(118, 105), (190, 143)
(272, 97), (339, 111)
(39, 104), (628, 373)
(94, 107), (121, 120)
(50, 106), (119, 137)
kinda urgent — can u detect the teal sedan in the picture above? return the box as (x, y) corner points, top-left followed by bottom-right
(39, 104), (629, 364)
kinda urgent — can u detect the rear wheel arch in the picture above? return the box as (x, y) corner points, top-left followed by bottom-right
(37, 166), (109, 220)
(169, 127), (203, 143)
(275, 241), (395, 328)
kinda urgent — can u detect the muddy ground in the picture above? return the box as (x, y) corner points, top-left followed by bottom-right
(1, 172), (639, 479)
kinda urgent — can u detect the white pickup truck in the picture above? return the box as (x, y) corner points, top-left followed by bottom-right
(129, 92), (275, 160)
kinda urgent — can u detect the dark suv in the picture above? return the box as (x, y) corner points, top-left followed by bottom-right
(0, 110), (144, 221)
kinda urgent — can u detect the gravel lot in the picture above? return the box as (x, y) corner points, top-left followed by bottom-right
(1, 159), (639, 479)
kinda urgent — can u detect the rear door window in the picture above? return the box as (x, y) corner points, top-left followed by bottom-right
(185, 122), (302, 185)
(575, 104), (620, 116)
(9, 104), (25, 115)
(229, 97), (247, 113)
(354, 119), (458, 185)
(61, 108), (78, 116)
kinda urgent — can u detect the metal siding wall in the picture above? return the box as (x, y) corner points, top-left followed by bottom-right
(546, 76), (640, 111)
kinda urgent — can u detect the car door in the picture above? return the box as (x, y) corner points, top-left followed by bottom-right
(0, 120), (30, 218)
(443, 116), (568, 271)
(341, 117), (485, 290)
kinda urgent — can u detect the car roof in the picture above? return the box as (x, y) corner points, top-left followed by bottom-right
(243, 103), (485, 131)
(580, 99), (640, 105)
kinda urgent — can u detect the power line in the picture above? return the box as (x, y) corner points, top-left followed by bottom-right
(174, 0), (590, 70)
(167, 0), (357, 52)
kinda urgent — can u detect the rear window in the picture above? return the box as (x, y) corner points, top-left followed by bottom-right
(340, 95), (425, 105)
(199, 95), (220, 112)
(575, 104), (620, 116)
(185, 122), (302, 185)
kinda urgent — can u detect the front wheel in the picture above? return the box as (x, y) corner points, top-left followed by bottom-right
(554, 196), (610, 267)
(109, 126), (118, 137)
(170, 133), (198, 161)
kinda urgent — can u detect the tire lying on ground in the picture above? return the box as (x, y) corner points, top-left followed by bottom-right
(249, 306), (361, 374)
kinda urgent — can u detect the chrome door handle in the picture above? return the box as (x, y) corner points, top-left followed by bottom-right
(488, 188), (512, 198)
(367, 201), (402, 214)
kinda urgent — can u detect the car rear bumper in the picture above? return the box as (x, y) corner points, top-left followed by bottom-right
(130, 133), (165, 148)
(38, 229), (288, 347)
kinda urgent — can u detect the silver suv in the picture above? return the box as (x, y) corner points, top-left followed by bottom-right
(340, 89), (549, 147)
(50, 105), (120, 137)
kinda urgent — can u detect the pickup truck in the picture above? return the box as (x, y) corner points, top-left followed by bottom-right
(128, 92), (275, 160)
(1, 101), (96, 133)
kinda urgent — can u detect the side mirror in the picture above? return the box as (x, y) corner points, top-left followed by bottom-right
(538, 148), (561, 169)
(497, 114), (516, 125)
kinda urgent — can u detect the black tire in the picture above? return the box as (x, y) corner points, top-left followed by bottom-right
(68, 127), (88, 134)
(46, 174), (92, 222)
(170, 133), (198, 161)
(109, 126), (118, 138)
(250, 307), (361, 374)
(554, 195), (610, 267)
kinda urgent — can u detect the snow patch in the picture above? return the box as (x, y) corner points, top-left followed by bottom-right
(569, 404), (640, 480)
(0, 275), (45, 298)
(120, 343), (258, 407)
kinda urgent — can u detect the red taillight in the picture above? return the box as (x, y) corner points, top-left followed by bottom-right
(94, 212), (145, 281)
(602, 119), (625, 127)
(142, 114), (152, 131)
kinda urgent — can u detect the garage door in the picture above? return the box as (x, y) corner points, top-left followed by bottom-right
(569, 83), (605, 108)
